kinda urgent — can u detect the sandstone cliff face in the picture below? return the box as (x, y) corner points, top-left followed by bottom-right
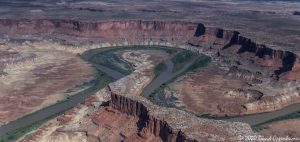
(0, 20), (197, 45)
(235, 35), (296, 75)
(0, 20), (196, 34)
(111, 93), (194, 141)
(243, 92), (300, 113)
(1, 19), (298, 78)
(110, 91), (254, 142)
(190, 23), (298, 77)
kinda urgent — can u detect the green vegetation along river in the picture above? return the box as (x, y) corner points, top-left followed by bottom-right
(1, 45), (300, 142)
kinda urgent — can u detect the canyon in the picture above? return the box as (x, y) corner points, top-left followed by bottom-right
(18, 48), (253, 142)
(0, 19), (299, 141)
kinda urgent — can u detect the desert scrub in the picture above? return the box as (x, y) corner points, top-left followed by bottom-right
(148, 54), (211, 108)
(91, 45), (178, 75)
(0, 71), (114, 142)
(0, 111), (64, 142)
(92, 51), (134, 75)
(252, 111), (300, 132)
(187, 56), (211, 72)
(171, 50), (195, 72)
(154, 62), (167, 76)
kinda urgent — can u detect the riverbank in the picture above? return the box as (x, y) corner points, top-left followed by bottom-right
(0, 70), (114, 142)
(2, 45), (300, 141)
(147, 54), (211, 107)
(0, 45), (179, 141)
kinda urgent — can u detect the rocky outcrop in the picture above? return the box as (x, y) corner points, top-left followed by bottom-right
(110, 92), (254, 141)
(235, 36), (296, 75)
(225, 89), (263, 102)
(293, 11), (300, 16)
(111, 93), (195, 141)
(243, 92), (300, 114)
(192, 24), (298, 77)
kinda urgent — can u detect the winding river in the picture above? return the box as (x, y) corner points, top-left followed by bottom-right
(0, 48), (125, 137)
(141, 56), (198, 98)
(225, 102), (300, 125)
(1, 47), (300, 137)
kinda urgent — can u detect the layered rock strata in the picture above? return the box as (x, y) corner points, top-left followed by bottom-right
(0, 19), (298, 79)
(0, 19), (298, 141)
(109, 90), (254, 141)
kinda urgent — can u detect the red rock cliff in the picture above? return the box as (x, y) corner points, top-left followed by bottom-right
(110, 93), (192, 141)
(110, 93), (253, 141)
(0, 19), (297, 77)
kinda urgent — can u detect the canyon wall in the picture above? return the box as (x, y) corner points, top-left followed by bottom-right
(0, 19), (298, 77)
(1, 19), (299, 128)
(234, 35), (296, 75)
(110, 93), (186, 141)
(190, 23), (298, 77)
(110, 90), (254, 141)
(0, 19), (196, 45)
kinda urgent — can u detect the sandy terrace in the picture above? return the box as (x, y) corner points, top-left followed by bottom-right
(166, 62), (274, 117)
(0, 42), (95, 125)
(118, 49), (169, 69)
(111, 49), (169, 96)
(258, 119), (300, 138)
